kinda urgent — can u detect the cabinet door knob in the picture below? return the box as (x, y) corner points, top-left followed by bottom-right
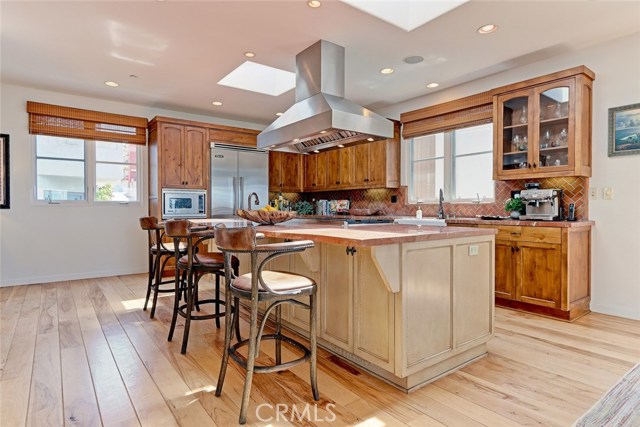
(533, 162), (537, 168)
(528, 163), (532, 168)
(511, 246), (515, 253)
(336, 181), (340, 185)
(515, 247), (520, 252)
(364, 178), (369, 182)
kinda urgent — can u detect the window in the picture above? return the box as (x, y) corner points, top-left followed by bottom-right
(35, 135), (140, 203)
(409, 123), (494, 203)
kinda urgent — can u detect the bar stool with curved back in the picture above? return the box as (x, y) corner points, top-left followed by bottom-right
(214, 224), (319, 425)
(139, 216), (187, 319)
(164, 219), (242, 354)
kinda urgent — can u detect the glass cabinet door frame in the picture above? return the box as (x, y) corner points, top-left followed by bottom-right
(532, 78), (576, 173)
(495, 88), (534, 178)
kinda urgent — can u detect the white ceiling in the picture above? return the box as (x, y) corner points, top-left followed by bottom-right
(2, 1), (639, 126)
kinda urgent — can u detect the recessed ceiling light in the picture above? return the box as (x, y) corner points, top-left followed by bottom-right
(313, 150), (320, 153)
(367, 137), (375, 142)
(104, 81), (119, 87)
(477, 24), (498, 34)
(293, 138), (300, 142)
(337, 144), (344, 148)
(380, 68), (394, 75)
(212, 101), (223, 106)
(426, 82), (439, 88)
(308, 0), (321, 8)
(403, 56), (424, 64)
(320, 130), (327, 134)
(244, 52), (255, 58)
(276, 112), (284, 116)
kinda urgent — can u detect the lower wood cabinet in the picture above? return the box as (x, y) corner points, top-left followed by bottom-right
(478, 224), (591, 321)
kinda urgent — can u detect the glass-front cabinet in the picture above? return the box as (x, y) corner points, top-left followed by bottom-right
(494, 68), (594, 180)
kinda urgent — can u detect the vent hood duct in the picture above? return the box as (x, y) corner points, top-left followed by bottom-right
(257, 40), (394, 153)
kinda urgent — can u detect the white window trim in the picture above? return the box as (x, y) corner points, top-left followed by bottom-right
(406, 127), (495, 205)
(32, 135), (143, 206)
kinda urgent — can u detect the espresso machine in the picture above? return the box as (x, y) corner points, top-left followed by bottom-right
(519, 188), (564, 221)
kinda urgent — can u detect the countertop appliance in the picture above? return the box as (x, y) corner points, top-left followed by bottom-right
(520, 188), (563, 221)
(210, 143), (268, 218)
(162, 188), (206, 219)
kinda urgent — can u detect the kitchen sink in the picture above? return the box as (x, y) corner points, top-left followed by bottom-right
(393, 218), (447, 227)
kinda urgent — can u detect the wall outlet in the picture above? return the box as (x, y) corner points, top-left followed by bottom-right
(603, 187), (613, 200)
(589, 187), (598, 200)
(468, 245), (479, 256)
(390, 195), (397, 203)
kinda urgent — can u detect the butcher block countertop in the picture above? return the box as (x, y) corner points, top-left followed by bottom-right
(195, 219), (495, 247)
(446, 218), (594, 228)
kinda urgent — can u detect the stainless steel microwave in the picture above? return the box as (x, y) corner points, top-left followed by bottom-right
(161, 189), (207, 219)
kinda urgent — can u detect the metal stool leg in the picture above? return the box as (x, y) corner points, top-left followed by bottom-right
(167, 266), (182, 342)
(150, 253), (164, 319)
(310, 292), (319, 400)
(143, 251), (154, 312)
(181, 270), (195, 354)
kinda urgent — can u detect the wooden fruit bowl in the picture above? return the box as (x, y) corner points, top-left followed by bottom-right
(236, 209), (297, 225)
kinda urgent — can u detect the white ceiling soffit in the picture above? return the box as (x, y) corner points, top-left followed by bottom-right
(340, 0), (469, 32)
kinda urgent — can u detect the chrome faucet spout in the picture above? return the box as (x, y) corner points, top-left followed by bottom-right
(248, 192), (260, 209)
(437, 188), (445, 219)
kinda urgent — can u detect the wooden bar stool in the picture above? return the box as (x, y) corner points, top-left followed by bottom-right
(164, 219), (241, 354)
(139, 216), (187, 319)
(214, 224), (319, 425)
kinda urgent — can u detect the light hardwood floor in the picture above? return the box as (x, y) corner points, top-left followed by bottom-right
(1, 274), (638, 426)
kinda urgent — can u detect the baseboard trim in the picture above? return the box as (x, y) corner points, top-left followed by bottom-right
(0, 267), (147, 287)
(590, 303), (640, 321)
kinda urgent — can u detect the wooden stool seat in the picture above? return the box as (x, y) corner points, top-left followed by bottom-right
(232, 271), (314, 293)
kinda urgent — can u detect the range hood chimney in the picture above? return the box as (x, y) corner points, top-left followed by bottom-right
(257, 40), (394, 153)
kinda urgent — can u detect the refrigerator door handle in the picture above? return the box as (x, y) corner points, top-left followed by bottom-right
(239, 176), (245, 210)
(232, 176), (238, 212)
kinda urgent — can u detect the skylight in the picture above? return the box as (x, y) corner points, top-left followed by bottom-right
(340, 0), (469, 32)
(217, 61), (295, 96)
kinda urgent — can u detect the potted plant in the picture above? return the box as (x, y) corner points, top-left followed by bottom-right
(504, 197), (524, 219)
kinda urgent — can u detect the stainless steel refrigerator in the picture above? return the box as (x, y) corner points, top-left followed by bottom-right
(210, 143), (269, 217)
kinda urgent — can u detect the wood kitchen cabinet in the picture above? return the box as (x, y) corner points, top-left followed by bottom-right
(493, 66), (594, 180)
(353, 139), (400, 188)
(479, 224), (591, 321)
(159, 123), (208, 188)
(303, 151), (327, 191)
(269, 151), (303, 192)
(326, 147), (354, 189)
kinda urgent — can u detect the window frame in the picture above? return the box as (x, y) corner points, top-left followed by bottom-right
(408, 124), (495, 204)
(33, 135), (142, 206)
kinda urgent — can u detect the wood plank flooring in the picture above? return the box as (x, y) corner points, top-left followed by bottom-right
(1, 274), (638, 426)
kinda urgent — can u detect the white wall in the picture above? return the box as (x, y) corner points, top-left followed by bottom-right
(378, 32), (640, 320)
(0, 83), (262, 286)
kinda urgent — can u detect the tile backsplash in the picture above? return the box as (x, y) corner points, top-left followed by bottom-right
(273, 176), (588, 219)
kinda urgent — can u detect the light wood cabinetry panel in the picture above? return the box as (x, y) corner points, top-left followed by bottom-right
(402, 245), (452, 370)
(158, 123), (208, 188)
(269, 151), (303, 192)
(493, 67), (594, 180)
(516, 242), (562, 308)
(182, 127), (207, 188)
(453, 242), (493, 348)
(159, 123), (184, 188)
(320, 244), (353, 351)
(326, 148), (354, 189)
(353, 247), (395, 371)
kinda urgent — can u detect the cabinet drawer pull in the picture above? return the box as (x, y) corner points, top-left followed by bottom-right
(511, 232), (521, 237)
(336, 181), (340, 185)
(364, 178), (369, 182)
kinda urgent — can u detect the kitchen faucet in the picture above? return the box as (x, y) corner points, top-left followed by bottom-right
(247, 192), (260, 209)
(437, 188), (445, 219)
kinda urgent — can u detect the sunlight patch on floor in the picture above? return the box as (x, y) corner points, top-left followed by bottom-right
(355, 416), (386, 427)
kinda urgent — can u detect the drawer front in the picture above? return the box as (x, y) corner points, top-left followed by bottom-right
(479, 225), (561, 244)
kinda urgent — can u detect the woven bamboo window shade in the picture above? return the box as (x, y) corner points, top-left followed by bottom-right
(27, 101), (148, 145)
(400, 91), (493, 139)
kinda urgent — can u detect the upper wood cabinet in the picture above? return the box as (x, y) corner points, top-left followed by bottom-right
(269, 151), (303, 192)
(303, 151), (327, 191)
(326, 147), (354, 189)
(158, 123), (208, 189)
(493, 67), (594, 180)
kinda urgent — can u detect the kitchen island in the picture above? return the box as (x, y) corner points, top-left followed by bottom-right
(196, 220), (496, 392)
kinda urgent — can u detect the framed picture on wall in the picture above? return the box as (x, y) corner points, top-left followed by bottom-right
(608, 103), (640, 157)
(0, 134), (9, 209)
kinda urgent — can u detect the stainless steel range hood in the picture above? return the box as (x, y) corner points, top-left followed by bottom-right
(257, 40), (394, 153)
